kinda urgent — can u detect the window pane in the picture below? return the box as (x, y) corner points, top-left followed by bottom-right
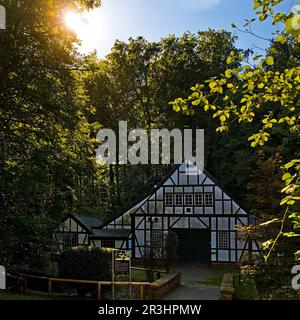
(194, 194), (203, 206)
(218, 231), (229, 249)
(165, 194), (173, 206)
(151, 230), (163, 248)
(175, 194), (183, 205)
(204, 193), (213, 206)
(184, 194), (193, 205)
(63, 233), (78, 248)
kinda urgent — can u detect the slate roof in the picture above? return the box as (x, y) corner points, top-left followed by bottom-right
(71, 213), (105, 233)
(90, 229), (131, 239)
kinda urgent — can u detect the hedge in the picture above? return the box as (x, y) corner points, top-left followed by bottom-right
(58, 246), (112, 281)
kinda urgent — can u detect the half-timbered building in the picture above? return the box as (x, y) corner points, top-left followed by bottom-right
(103, 162), (259, 263)
(54, 162), (259, 264)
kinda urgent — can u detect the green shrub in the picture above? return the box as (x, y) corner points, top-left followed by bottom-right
(234, 279), (258, 300)
(58, 246), (112, 281)
(240, 263), (300, 299)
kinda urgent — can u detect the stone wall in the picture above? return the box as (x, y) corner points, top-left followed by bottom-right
(220, 273), (234, 300)
(146, 273), (181, 300)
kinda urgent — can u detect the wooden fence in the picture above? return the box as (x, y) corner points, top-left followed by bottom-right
(7, 272), (151, 300)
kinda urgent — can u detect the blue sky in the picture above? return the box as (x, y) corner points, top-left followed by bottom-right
(77, 0), (293, 58)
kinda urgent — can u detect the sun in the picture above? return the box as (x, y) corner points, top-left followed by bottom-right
(64, 11), (86, 34)
(63, 8), (105, 54)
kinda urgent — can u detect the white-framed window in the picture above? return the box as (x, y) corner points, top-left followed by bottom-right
(164, 194), (173, 206)
(185, 207), (193, 214)
(194, 193), (203, 206)
(151, 230), (163, 248)
(63, 233), (78, 248)
(204, 193), (214, 206)
(175, 194), (183, 206)
(218, 231), (229, 249)
(184, 194), (193, 206)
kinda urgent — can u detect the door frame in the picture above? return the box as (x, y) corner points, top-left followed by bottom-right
(171, 227), (211, 264)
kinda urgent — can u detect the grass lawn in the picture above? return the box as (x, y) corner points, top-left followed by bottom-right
(200, 267), (240, 287)
(0, 290), (50, 300)
(120, 269), (165, 282)
(131, 270), (148, 281)
(200, 277), (223, 287)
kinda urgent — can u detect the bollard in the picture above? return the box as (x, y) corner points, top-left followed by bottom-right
(0, 265), (6, 290)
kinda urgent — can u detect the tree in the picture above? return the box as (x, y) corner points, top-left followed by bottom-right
(85, 31), (251, 217)
(171, 0), (300, 262)
(241, 152), (299, 264)
(0, 0), (102, 267)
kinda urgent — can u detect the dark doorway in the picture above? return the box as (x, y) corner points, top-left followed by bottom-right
(173, 228), (210, 263)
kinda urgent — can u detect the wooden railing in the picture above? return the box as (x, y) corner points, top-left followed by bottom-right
(131, 266), (167, 274)
(7, 272), (151, 300)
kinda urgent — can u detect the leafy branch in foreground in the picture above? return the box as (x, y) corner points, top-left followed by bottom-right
(170, 0), (300, 262)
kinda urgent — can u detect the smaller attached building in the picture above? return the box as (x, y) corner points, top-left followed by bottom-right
(53, 213), (105, 254)
(89, 229), (132, 250)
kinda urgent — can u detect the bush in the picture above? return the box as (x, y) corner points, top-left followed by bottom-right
(234, 278), (258, 300)
(240, 262), (299, 299)
(58, 246), (112, 281)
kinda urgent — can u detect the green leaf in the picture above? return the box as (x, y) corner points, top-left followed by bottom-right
(225, 69), (233, 78)
(275, 35), (286, 43)
(282, 232), (300, 237)
(266, 56), (274, 66)
(209, 81), (217, 90)
(262, 240), (274, 249)
(253, 1), (261, 10)
(253, 55), (262, 61)
(258, 83), (265, 89)
(259, 14), (268, 21)
(280, 198), (289, 205)
(282, 172), (291, 181)
(220, 115), (227, 122)
(284, 161), (296, 169)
